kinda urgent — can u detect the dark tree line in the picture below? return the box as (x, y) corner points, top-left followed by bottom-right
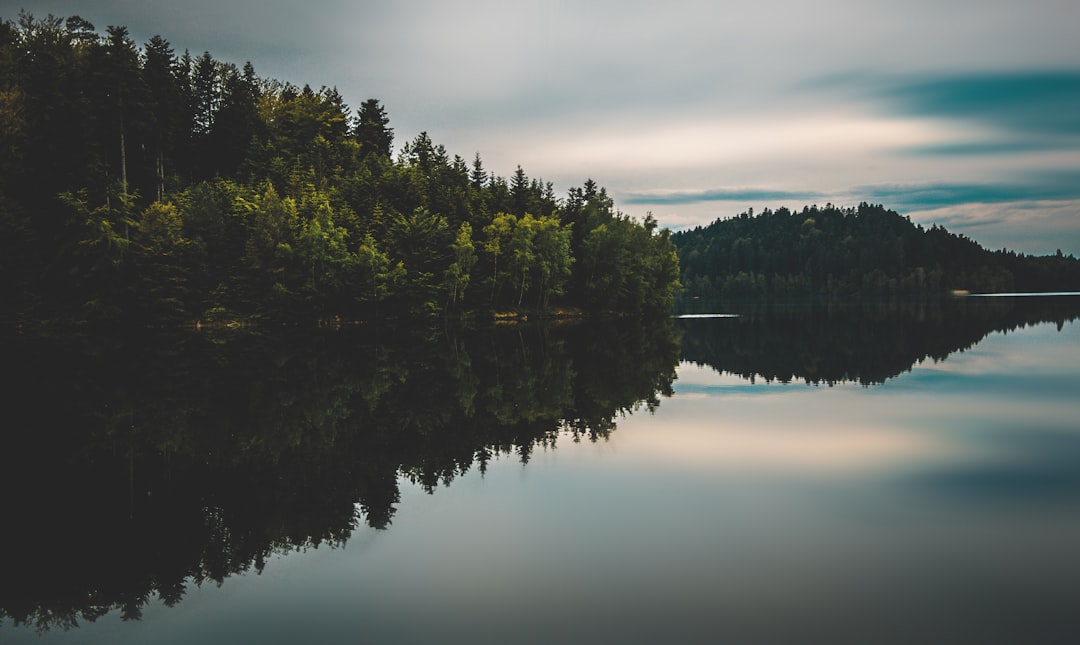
(0, 13), (680, 326)
(672, 203), (1080, 299)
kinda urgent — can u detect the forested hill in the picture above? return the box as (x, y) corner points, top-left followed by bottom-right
(0, 14), (680, 327)
(672, 203), (1080, 298)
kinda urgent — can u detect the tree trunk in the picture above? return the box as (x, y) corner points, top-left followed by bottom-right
(157, 150), (165, 202)
(119, 89), (128, 198)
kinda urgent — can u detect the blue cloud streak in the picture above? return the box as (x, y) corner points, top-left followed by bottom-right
(901, 140), (1074, 156)
(858, 174), (1080, 210)
(806, 69), (1080, 157)
(879, 71), (1080, 137)
(626, 172), (1080, 212)
(624, 188), (827, 205)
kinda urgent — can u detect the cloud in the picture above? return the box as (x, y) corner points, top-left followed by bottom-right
(818, 70), (1080, 158)
(901, 140), (1075, 156)
(857, 172), (1080, 210)
(3, 0), (363, 91)
(904, 201), (1080, 256)
(878, 71), (1080, 136)
(625, 187), (828, 205)
(628, 171), (1080, 210)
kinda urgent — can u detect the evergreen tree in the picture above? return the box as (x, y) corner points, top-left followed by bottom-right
(354, 98), (393, 159)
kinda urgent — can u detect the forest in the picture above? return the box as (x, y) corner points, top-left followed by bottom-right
(0, 13), (681, 327)
(673, 203), (1080, 299)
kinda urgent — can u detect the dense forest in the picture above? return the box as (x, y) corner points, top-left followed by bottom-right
(0, 13), (681, 326)
(673, 203), (1080, 299)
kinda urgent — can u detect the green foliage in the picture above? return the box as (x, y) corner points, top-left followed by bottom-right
(0, 14), (681, 325)
(356, 231), (405, 304)
(296, 196), (354, 313)
(444, 222), (477, 307)
(525, 214), (573, 308)
(580, 212), (682, 315)
(482, 212), (516, 305)
(479, 212), (578, 310)
(131, 201), (194, 321)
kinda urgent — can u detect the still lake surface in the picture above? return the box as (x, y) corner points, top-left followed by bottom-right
(3, 296), (1079, 644)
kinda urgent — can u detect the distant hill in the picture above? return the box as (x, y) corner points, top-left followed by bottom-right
(671, 203), (1080, 298)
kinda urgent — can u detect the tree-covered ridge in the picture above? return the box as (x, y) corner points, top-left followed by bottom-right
(0, 13), (680, 325)
(672, 203), (1080, 299)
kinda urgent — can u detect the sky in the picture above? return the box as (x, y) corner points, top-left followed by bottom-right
(4, 0), (1080, 255)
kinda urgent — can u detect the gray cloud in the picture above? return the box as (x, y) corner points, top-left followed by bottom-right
(908, 202), (1080, 255)
(1, 0), (360, 91)
(625, 187), (828, 206)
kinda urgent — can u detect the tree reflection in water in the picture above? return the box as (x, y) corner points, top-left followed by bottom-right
(678, 295), (1080, 385)
(0, 318), (679, 631)
(3, 295), (1079, 632)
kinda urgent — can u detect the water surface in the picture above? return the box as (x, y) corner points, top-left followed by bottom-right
(3, 297), (1079, 644)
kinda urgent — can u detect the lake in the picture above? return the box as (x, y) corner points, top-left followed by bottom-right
(2, 295), (1079, 644)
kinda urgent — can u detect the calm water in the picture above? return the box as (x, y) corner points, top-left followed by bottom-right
(3, 297), (1079, 644)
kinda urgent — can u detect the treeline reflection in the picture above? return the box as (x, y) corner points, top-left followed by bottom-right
(6, 296), (1078, 631)
(678, 295), (1080, 385)
(0, 320), (678, 632)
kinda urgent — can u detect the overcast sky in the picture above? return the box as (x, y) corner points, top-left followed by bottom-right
(5, 0), (1080, 254)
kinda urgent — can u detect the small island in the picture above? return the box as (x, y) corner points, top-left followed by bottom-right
(673, 203), (1080, 299)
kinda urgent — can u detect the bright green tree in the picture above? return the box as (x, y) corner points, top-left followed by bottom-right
(297, 198), (354, 313)
(240, 183), (299, 313)
(483, 213), (516, 306)
(444, 222), (477, 307)
(131, 200), (193, 320)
